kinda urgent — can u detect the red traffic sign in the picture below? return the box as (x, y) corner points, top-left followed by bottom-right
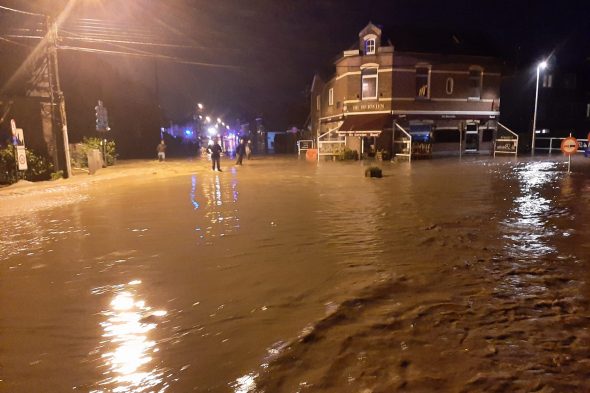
(561, 137), (578, 155)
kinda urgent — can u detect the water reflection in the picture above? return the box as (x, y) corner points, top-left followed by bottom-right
(91, 280), (168, 393)
(193, 172), (241, 240)
(502, 161), (559, 258)
(190, 175), (200, 209)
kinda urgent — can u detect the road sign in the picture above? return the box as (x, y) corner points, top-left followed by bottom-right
(561, 136), (578, 155)
(11, 120), (25, 146)
(16, 145), (27, 171)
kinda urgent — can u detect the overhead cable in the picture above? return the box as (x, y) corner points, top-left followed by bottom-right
(57, 45), (241, 69)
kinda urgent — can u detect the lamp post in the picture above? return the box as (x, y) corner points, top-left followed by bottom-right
(531, 60), (548, 156)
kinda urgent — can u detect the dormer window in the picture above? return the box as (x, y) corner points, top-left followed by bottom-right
(365, 38), (375, 55)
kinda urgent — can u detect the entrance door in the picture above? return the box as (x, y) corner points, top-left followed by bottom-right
(464, 123), (479, 152)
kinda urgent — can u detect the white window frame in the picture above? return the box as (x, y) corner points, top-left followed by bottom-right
(365, 38), (376, 55)
(328, 88), (334, 106)
(415, 64), (431, 99)
(445, 77), (454, 95)
(361, 68), (378, 100)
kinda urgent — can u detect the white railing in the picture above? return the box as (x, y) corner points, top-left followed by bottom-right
(317, 126), (345, 160)
(494, 122), (519, 157)
(535, 137), (589, 153)
(393, 123), (412, 162)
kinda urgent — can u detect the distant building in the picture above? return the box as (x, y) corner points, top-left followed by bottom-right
(534, 63), (590, 139)
(310, 22), (503, 159)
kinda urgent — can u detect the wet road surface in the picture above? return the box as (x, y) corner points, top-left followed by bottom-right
(1, 156), (590, 392)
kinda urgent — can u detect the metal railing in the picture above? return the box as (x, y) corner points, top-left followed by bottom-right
(296, 139), (315, 155)
(494, 122), (519, 157)
(535, 137), (589, 154)
(317, 127), (345, 160)
(393, 123), (412, 162)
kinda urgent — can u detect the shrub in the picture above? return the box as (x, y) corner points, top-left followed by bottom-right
(0, 146), (55, 184)
(336, 147), (359, 161)
(71, 137), (118, 168)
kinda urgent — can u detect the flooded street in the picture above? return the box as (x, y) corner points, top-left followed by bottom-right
(1, 156), (590, 392)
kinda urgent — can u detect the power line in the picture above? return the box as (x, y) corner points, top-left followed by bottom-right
(0, 36), (34, 48)
(59, 30), (204, 50)
(0, 5), (46, 17)
(0, 34), (44, 40)
(57, 45), (242, 70)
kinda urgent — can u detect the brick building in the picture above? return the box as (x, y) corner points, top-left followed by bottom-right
(310, 23), (503, 158)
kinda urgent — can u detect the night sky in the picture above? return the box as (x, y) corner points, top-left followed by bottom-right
(2, 0), (590, 131)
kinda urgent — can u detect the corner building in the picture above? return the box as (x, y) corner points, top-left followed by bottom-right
(311, 23), (502, 158)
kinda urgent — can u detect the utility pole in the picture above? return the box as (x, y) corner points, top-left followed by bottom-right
(46, 16), (72, 178)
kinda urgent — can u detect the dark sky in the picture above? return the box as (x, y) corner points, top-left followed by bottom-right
(2, 0), (590, 130)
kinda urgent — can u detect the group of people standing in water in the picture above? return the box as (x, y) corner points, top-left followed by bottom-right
(207, 137), (251, 172)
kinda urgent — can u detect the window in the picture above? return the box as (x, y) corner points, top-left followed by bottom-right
(365, 39), (375, 55)
(563, 74), (577, 90)
(445, 77), (454, 95)
(415, 66), (430, 98)
(586, 103), (590, 118)
(469, 67), (483, 99)
(328, 88), (334, 106)
(361, 68), (378, 100)
(542, 74), (553, 88)
(316, 95), (320, 111)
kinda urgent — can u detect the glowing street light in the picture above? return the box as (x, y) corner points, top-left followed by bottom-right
(217, 117), (222, 123)
(531, 60), (548, 156)
(207, 126), (217, 136)
(197, 103), (204, 110)
(205, 116), (211, 123)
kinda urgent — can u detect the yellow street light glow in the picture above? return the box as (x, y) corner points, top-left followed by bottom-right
(197, 103), (204, 109)
(217, 118), (222, 123)
(205, 116), (211, 123)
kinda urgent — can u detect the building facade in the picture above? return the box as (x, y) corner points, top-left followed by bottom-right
(311, 23), (503, 158)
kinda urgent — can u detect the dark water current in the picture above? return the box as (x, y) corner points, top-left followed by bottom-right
(1, 156), (590, 392)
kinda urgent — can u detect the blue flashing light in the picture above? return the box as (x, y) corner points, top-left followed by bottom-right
(185, 129), (193, 136)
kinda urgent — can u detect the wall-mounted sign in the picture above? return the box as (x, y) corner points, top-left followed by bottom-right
(350, 102), (386, 112)
(495, 138), (517, 152)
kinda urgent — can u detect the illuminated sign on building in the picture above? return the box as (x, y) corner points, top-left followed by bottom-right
(348, 102), (387, 112)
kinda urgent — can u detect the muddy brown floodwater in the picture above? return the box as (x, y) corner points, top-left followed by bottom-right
(1, 155), (590, 393)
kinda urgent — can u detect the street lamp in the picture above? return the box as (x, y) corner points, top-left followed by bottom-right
(197, 103), (204, 110)
(531, 60), (548, 156)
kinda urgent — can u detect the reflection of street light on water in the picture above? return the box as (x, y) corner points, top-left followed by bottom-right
(531, 60), (548, 156)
